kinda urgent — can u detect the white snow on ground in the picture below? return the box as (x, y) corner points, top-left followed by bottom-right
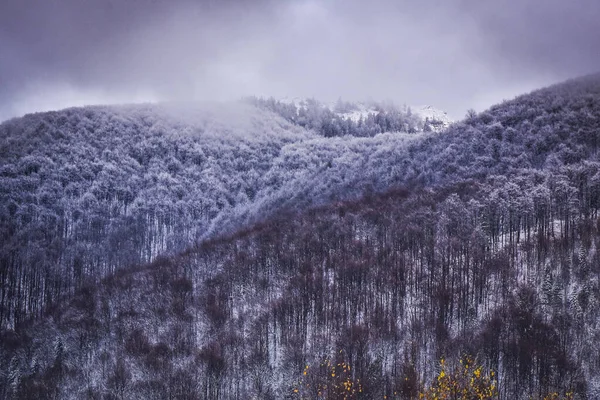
(278, 97), (453, 130)
(412, 105), (453, 132)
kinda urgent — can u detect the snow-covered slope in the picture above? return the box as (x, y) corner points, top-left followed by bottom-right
(412, 104), (453, 132)
(287, 97), (382, 123)
(333, 101), (378, 123)
(278, 97), (453, 132)
(0, 100), (434, 330)
(5, 74), (600, 400)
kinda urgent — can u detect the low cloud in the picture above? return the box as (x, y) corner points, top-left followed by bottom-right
(1, 0), (598, 121)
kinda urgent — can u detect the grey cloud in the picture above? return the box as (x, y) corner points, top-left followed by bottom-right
(0, 0), (598, 122)
(463, 0), (600, 75)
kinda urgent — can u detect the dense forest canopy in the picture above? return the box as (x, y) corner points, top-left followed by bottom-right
(1, 73), (600, 399)
(0, 98), (448, 332)
(0, 102), (312, 330)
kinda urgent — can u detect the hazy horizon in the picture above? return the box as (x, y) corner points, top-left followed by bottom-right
(1, 0), (599, 122)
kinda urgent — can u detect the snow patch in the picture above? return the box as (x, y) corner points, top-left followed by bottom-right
(412, 105), (453, 132)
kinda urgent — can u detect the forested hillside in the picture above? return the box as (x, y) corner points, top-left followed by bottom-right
(1, 73), (600, 399)
(0, 102), (314, 330)
(0, 100), (444, 331)
(222, 74), (600, 236)
(2, 170), (600, 399)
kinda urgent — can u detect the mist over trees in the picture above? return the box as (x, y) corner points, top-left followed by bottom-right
(244, 96), (432, 137)
(1, 73), (600, 399)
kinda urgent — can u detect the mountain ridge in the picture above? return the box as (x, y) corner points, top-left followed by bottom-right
(2, 73), (600, 398)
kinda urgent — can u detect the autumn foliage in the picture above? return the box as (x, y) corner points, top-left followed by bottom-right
(419, 356), (497, 400)
(292, 350), (364, 399)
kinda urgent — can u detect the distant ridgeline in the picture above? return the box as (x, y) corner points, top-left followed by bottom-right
(244, 96), (451, 136)
(1, 74), (600, 398)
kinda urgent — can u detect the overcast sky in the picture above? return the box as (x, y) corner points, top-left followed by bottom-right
(1, 0), (599, 122)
